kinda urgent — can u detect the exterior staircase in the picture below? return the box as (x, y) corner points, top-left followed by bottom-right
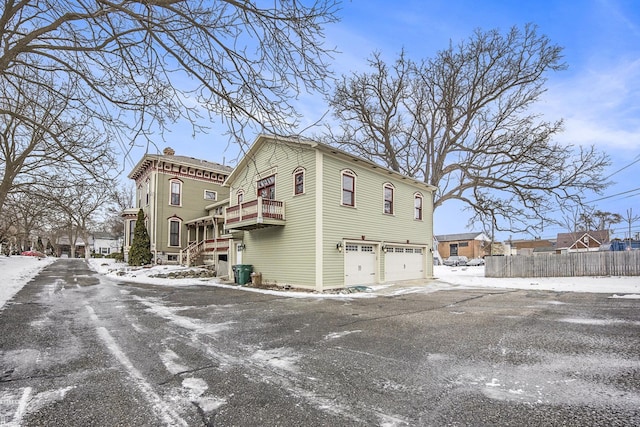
(180, 240), (205, 266)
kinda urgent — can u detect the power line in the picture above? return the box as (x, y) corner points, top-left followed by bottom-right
(603, 153), (640, 180)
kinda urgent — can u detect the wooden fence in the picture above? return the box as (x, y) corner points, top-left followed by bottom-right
(485, 251), (640, 278)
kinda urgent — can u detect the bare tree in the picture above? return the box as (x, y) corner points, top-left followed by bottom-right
(1, 0), (339, 154)
(1, 191), (52, 252)
(102, 183), (136, 237)
(325, 25), (610, 235)
(49, 179), (113, 259)
(0, 67), (117, 216)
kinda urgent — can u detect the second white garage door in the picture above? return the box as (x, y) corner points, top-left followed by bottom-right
(384, 247), (425, 282)
(344, 243), (378, 286)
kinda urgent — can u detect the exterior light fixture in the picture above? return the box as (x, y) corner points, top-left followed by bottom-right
(336, 242), (343, 252)
(238, 243), (246, 251)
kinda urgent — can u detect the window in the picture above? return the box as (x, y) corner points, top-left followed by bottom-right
(170, 180), (181, 206)
(145, 179), (150, 205)
(414, 193), (423, 220)
(342, 170), (356, 207)
(204, 190), (217, 201)
(128, 220), (136, 246)
(169, 219), (181, 247)
(293, 168), (305, 195)
(257, 175), (276, 200)
(237, 190), (244, 204)
(384, 183), (394, 214)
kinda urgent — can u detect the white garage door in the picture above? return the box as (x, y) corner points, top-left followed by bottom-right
(384, 246), (425, 282)
(344, 244), (377, 286)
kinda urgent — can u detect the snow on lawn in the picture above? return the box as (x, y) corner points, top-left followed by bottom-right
(0, 255), (56, 309)
(431, 265), (640, 296)
(88, 258), (640, 298)
(2, 257), (639, 304)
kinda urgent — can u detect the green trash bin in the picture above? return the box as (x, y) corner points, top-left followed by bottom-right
(237, 264), (253, 285)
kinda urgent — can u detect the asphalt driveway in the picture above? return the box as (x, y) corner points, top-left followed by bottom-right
(1, 259), (639, 426)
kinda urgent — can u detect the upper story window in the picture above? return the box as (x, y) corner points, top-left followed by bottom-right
(383, 183), (394, 215)
(257, 175), (276, 200)
(204, 190), (217, 201)
(237, 189), (244, 204)
(293, 168), (305, 195)
(145, 179), (150, 205)
(341, 170), (356, 207)
(414, 193), (423, 220)
(169, 179), (182, 206)
(137, 185), (142, 208)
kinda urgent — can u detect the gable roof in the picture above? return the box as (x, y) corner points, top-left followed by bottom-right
(556, 230), (609, 249)
(435, 232), (490, 242)
(224, 134), (437, 192)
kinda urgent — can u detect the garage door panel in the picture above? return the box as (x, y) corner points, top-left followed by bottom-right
(345, 244), (377, 286)
(384, 247), (425, 282)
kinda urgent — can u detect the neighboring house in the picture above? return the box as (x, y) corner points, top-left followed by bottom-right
(122, 147), (233, 266)
(508, 238), (556, 256)
(223, 135), (436, 291)
(435, 232), (491, 259)
(556, 230), (609, 254)
(92, 232), (122, 256)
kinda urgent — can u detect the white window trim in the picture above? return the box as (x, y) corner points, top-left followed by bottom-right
(169, 179), (182, 207)
(168, 218), (182, 247)
(204, 190), (217, 201)
(414, 192), (424, 221)
(293, 167), (305, 195)
(341, 169), (357, 207)
(383, 182), (395, 215)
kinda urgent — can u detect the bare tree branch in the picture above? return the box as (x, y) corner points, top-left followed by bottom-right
(325, 25), (610, 235)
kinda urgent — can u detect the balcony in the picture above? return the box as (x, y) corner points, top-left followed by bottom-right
(225, 197), (285, 230)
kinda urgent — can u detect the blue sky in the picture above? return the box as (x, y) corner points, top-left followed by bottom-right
(121, 0), (640, 241)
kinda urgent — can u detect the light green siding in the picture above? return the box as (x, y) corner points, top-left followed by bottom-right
(154, 173), (228, 254)
(226, 136), (434, 289)
(229, 140), (318, 287)
(321, 155), (433, 286)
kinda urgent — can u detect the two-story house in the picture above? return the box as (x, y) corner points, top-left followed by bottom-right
(122, 147), (233, 266)
(223, 135), (436, 291)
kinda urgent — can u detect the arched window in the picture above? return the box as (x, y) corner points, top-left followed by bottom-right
(293, 167), (305, 195)
(414, 192), (423, 220)
(383, 183), (395, 214)
(341, 169), (356, 207)
(237, 189), (244, 204)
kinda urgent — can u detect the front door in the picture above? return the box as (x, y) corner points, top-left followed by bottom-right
(236, 242), (243, 264)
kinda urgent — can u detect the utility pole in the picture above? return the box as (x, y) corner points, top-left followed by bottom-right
(624, 208), (639, 250)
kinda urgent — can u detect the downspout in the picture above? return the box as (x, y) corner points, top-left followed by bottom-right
(153, 159), (159, 263)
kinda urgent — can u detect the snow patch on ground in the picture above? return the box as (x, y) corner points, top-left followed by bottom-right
(609, 294), (640, 299)
(160, 349), (190, 375)
(132, 296), (234, 336)
(324, 330), (362, 340)
(250, 348), (301, 372)
(0, 256), (56, 309)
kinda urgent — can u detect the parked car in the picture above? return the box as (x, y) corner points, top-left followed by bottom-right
(466, 257), (485, 266)
(444, 256), (468, 266)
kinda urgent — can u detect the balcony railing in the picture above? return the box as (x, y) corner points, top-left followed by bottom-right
(225, 197), (285, 230)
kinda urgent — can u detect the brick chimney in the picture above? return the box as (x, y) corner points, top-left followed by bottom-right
(163, 147), (175, 156)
